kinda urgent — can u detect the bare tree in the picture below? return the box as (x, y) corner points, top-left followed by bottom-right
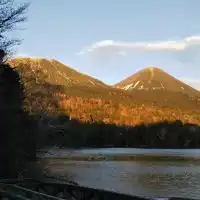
(0, 0), (29, 61)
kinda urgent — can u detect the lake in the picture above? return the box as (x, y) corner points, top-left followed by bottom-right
(40, 148), (200, 199)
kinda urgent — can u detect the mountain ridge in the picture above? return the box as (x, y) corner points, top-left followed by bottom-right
(7, 57), (200, 115)
(9, 58), (200, 93)
(8, 57), (109, 89)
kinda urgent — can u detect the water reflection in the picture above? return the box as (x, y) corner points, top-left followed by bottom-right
(44, 149), (200, 199)
(46, 159), (200, 199)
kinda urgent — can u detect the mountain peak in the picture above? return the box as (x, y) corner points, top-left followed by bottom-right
(139, 67), (163, 79)
(142, 66), (160, 70)
(115, 67), (199, 96)
(140, 66), (165, 73)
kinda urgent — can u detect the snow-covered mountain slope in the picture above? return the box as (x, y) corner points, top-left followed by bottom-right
(115, 67), (200, 97)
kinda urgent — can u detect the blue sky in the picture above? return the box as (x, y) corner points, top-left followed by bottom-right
(15, 0), (200, 89)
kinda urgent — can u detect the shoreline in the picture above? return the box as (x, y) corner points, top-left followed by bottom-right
(37, 147), (200, 161)
(39, 154), (200, 162)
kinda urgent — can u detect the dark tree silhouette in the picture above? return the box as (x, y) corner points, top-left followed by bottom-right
(0, 62), (35, 178)
(0, 49), (5, 64)
(0, 1), (35, 178)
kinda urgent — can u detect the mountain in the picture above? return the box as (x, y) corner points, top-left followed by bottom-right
(115, 67), (200, 97)
(8, 57), (109, 89)
(8, 58), (200, 115)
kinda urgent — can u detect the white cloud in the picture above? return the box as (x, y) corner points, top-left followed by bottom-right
(76, 35), (200, 57)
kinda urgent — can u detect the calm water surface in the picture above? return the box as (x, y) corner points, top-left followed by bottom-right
(42, 148), (200, 199)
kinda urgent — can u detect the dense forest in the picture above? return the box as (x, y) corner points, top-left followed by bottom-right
(15, 78), (199, 149)
(9, 62), (200, 125)
(8, 62), (200, 149)
(37, 114), (200, 149)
